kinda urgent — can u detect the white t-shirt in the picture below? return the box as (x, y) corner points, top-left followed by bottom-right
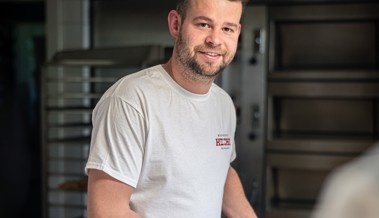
(85, 65), (237, 218)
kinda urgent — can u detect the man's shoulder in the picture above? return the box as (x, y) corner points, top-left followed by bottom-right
(110, 65), (165, 94)
(121, 65), (163, 84)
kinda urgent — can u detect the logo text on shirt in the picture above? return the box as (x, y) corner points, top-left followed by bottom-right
(216, 134), (231, 149)
(216, 138), (231, 146)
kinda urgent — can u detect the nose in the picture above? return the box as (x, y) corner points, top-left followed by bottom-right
(205, 30), (221, 47)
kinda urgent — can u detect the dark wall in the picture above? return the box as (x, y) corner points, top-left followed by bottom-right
(0, 2), (45, 218)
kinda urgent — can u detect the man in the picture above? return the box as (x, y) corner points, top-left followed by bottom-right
(85, 0), (257, 217)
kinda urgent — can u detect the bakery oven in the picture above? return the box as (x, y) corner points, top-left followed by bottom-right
(264, 3), (379, 218)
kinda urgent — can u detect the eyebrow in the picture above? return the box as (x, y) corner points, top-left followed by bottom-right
(193, 16), (239, 29)
(193, 16), (213, 23)
(224, 22), (239, 29)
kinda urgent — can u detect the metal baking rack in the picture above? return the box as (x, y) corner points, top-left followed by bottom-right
(41, 45), (164, 218)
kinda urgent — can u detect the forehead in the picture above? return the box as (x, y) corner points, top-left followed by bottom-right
(186, 0), (242, 23)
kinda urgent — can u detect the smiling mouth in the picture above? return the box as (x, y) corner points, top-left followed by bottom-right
(199, 50), (224, 60)
(201, 51), (220, 57)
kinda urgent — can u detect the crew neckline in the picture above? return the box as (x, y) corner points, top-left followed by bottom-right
(157, 65), (211, 102)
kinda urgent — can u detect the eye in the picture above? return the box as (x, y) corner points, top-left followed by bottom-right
(223, 27), (235, 33)
(198, 23), (211, 28)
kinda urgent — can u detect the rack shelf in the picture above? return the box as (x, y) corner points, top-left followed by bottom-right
(267, 138), (373, 154)
(269, 69), (379, 81)
(41, 45), (165, 218)
(266, 208), (311, 218)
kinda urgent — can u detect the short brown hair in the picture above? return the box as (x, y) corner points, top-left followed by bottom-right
(176, 0), (248, 21)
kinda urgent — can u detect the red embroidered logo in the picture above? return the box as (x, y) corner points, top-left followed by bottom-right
(216, 138), (231, 147)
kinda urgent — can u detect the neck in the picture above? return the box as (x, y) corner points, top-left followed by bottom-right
(162, 59), (213, 94)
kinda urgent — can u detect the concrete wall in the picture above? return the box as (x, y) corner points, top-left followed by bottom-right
(47, 0), (90, 60)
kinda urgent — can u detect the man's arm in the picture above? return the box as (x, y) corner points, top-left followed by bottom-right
(222, 166), (257, 218)
(87, 169), (140, 218)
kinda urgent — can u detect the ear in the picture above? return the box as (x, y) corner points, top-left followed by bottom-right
(237, 24), (242, 36)
(168, 10), (181, 39)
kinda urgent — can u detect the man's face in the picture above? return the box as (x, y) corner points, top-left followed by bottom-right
(175, 0), (242, 80)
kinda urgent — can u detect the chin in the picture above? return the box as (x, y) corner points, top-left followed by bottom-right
(202, 66), (224, 78)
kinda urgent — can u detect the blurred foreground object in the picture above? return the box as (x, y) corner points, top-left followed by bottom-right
(311, 143), (379, 218)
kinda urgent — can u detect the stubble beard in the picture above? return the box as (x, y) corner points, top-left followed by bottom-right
(175, 31), (234, 84)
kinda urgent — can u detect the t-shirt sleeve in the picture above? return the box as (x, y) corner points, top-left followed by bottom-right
(85, 96), (146, 188)
(230, 100), (237, 163)
(230, 140), (237, 163)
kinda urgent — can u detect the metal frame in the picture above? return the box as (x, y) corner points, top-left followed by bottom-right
(41, 45), (164, 218)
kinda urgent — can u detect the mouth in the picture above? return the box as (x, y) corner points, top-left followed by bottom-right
(199, 50), (223, 60)
(201, 51), (220, 56)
